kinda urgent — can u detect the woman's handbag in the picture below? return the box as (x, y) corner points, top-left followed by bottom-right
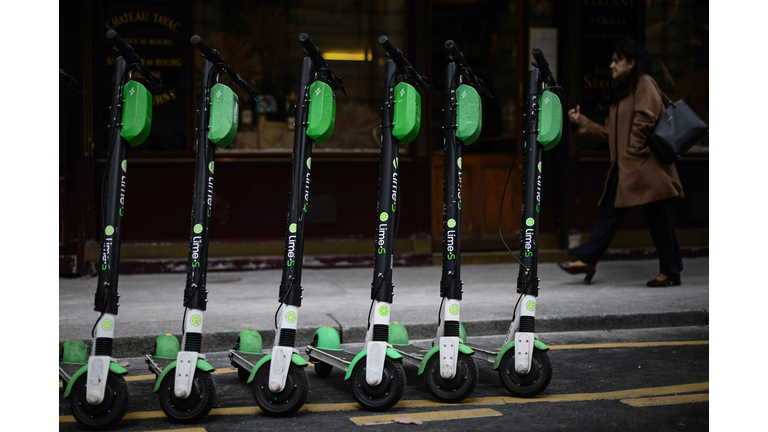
(647, 79), (709, 164)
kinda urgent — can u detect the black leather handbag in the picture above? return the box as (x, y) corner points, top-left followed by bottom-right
(647, 80), (709, 164)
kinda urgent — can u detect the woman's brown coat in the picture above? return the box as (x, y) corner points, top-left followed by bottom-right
(577, 74), (684, 208)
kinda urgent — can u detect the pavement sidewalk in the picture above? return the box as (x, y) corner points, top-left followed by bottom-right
(59, 257), (709, 357)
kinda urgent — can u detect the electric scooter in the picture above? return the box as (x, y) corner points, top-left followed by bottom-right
(144, 35), (255, 424)
(461, 47), (565, 397)
(305, 35), (438, 411)
(59, 29), (170, 430)
(387, 40), (492, 403)
(228, 33), (346, 417)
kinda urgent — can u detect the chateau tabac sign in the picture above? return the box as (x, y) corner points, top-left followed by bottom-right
(98, 3), (191, 152)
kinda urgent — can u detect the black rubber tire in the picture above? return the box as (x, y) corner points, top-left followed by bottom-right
(158, 369), (216, 423)
(423, 352), (478, 403)
(69, 371), (129, 430)
(350, 357), (406, 411)
(498, 347), (553, 397)
(237, 366), (250, 382)
(253, 361), (309, 417)
(314, 360), (333, 378)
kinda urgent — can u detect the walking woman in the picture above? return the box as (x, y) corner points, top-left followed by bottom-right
(558, 39), (684, 287)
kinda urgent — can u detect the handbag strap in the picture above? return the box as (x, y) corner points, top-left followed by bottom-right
(648, 76), (676, 108)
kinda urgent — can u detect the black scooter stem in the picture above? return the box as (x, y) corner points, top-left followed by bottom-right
(440, 62), (462, 301)
(370, 60), (399, 304)
(278, 57), (314, 308)
(94, 56), (130, 318)
(517, 68), (544, 297)
(183, 60), (217, 312)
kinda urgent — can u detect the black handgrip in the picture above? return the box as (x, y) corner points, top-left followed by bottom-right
(191, 35), (217, 61)
(379, 35), (409, 67)
(532, 47), (555, 85)
(444, 40), (467, 68)
(106, 30), (133, 56)
(299, 33), (327, 69)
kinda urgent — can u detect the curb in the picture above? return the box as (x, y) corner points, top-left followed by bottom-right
(60, 309), (708, 359)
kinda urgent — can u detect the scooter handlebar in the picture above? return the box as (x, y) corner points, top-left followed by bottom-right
(107, 30), (171, 97)
(191, 35), (219, 62)
(532, 47), (556, 86)
(299, 33), (324, 67)
(445, 40), (492, 99)
(379, 35), (438, 95)
(444, 40), (467, 68)
(191, 35), (255, 99)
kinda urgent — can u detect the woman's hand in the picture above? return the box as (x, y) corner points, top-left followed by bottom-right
(568, 105), (581, 125)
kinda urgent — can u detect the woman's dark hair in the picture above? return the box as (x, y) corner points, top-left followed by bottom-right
(613, 38), (652, 98)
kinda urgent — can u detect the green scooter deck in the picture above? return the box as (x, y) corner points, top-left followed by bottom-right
(462, 342), (500, 363)
(59, 362), (83, 384)
(145, 355), (175, 376)
(391, 344), (429, 368)
(229, 350), (268, 373)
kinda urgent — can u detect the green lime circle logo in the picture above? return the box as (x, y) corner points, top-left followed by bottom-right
(526, 300), (535, 311)
(447, 218), (456, 228)
(526, 218), (535, 227)
(457, 157), (462, 169)
(449, 304), (459, 315)
(194, 224), (203, 234)
(105, 226), (115, 236)
(393, 158), (399, 168)
(286, 312), (297, 323)
(307, 158), (312, 170)
(190, 314), (202, 327)
(380, 212), (389, 222)
(378, 305), (389, 317)
(209, 161), (215, 174)
(289, 223), (297, 233)
(537, 161), (541, 173)
(121, 160), (127, 172)
(101, 320), (113, 331)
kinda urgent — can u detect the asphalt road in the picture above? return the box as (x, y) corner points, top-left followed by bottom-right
(59, 326), (709, 431)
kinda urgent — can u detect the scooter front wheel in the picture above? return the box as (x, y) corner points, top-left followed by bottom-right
(350, 357), (406, 411)
(498, 347), (552, 397)
(158, 369), (216, 423)
(423, 352), (478, 403)
(69, 371), (129, 430)
(253, 361), (308, 417)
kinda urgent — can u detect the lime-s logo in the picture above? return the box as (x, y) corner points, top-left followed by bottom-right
(194, 224), (203, 234)
(526, 300), (535, 312)
(105, 226), (114, 236)
(457, 157), (462, 169)
(449, 304), (459, 315)
(447, 218), (456, 228)
(380, 212), (389, 222)
(286, 312), (297, 323)
(393, 158), (399, 168)
(121, 160), (127, 172)
(525, 251), (533, 257)
(289, 223), (297, 233)
(209, 161), (214, 173)
(306, 158), (312, 170)
(101, 320), (113, 331)
(526, 218), (535, 227)
(447, 254), (455, 260)
(190, 314), (202, 327)
(537, 161), (541, 173)
(287, 260), (294, 267)
(378, 247), (386, 254)
(378, 305), (389, 317)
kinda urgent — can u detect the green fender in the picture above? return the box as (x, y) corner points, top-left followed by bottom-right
(153, 359), (215, 392)
(493, 340), (550, 370)
(63, 362), (129, 398)
(417, 343), (475, 375)
(343, 347), (403, 381)
(246, 353), (308, 384)
(313, 326), (341, 351)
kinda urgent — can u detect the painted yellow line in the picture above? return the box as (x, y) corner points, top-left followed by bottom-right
(548, 340), (709, 350)
(621, 393), (709, 407)
(139, 429), (207, 432)
(350, 408), (502, 426)
(59, 382), (708, 422)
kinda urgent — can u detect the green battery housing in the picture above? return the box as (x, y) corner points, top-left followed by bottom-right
(392, 82), (421, 144)
(306, 81), (336, 144)
(537, 90), (562, 150)
(120, 80), (152, 147)
(208, 83), (239, 148)
(455, 84), (482, 145)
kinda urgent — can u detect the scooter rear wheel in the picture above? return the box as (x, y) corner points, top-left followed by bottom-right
(69, 371), (129, 430)
(350, 357), (406, 411)
(498, 347), (552, 397)
(158, 369), (216, 423)
(253, 361), (308, 417)
(423, 352), (478, 403)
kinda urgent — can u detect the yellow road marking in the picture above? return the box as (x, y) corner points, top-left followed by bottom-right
(547, 340), (709, 350)
(621, 393), (709, 407)
(59, 382), (708, 422)
(138, 429), (207, 432)
(350, 408), (502, 426)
